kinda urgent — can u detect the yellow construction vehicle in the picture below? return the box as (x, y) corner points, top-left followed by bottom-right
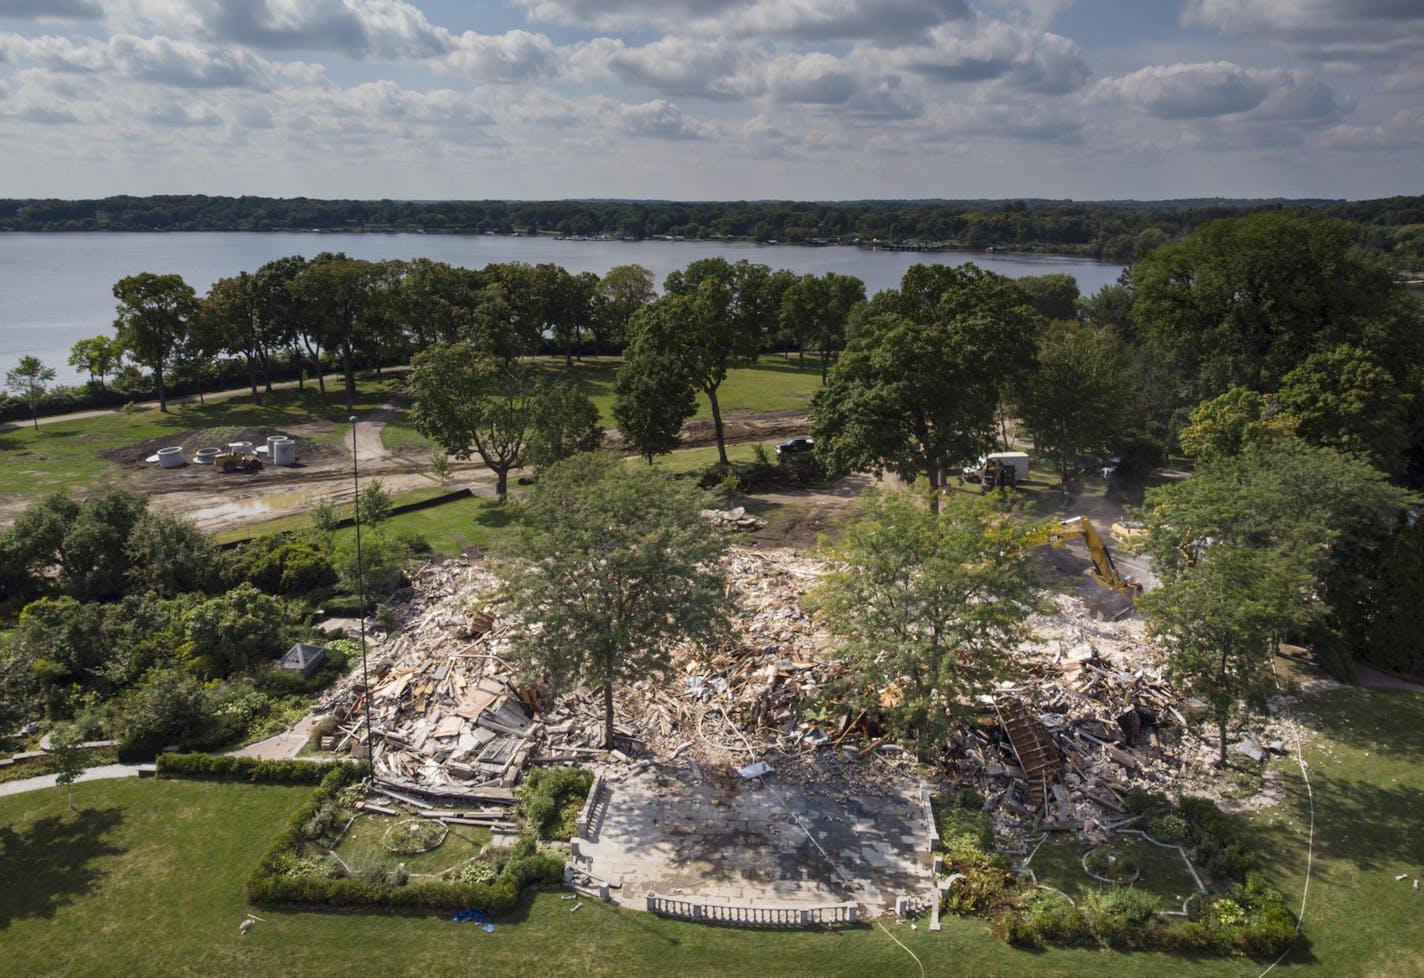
(212, 452), (262, 473)
(1026, 516), (1141, 596)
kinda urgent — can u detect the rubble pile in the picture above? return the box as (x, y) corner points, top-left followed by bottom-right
(317, 549), (1198, 829)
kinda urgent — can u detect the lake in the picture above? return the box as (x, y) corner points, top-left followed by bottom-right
(0, 231), (1124, 383)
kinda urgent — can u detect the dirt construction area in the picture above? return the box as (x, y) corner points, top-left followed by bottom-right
(52, 404), (822, 537)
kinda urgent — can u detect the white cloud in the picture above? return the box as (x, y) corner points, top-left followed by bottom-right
(517, 0), (968, 41)
(567, 35), (751, 100)
(1317, 107), (1424, 151)
(1098, 62), (1276, 119)
(0, 31), (323, 90)
(617, 98), (709, 140)
(107, 0), (455, 61)
(1182, 0), (1424, 68)
(898, 20), (1088, 93)
(0, 0), (102, 21)
(703, 0), (971, 42)
(439, 29), (556, 82)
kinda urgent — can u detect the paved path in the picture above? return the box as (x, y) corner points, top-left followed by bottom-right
(1356, 663), (1424, 694)
(227, 715), (324, 760)
(0, 763), (149, 798)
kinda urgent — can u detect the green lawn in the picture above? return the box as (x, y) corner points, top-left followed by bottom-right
(1023, 833), (1203, 908)
(333, 814), (492, 876)
(0, 377), (405, 500)
(5, 683), (1422, 976)
(379, 356), (828, 453)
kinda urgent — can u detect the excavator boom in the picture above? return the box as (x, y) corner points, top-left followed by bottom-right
(1026, 516), (1142, 596)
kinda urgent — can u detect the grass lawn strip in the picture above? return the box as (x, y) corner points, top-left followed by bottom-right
(5, 684), (1424, 976)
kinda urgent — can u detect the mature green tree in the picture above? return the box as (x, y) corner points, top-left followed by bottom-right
(201, 272), (269, 396)
(525, 380), (603, 473)
(1136, 437), (1413, 679)
(490, 453), (729, 748)
(811, 264), (1037, 506)
(1131, 212), (1424, 429)
(332, 528), (410, 598)
(778, 272), (865, 378)
(48, 724), (88, 811)
(1361, 515), (1424, 679)
(117, 667), (211, 755)
(625, 279), (739, 464)
(1275, 344), (1412, 475)
(252, 255), (311, 391)
(1177, 387), (1288, 463)
(1139, 546), (1308, 763)
(294, 253), (377, 411)
(1017, 273), (1080, 322)
(4, 354), (56, 430)
(0, 647), (36, 746)
(408, 341), (534, 499)
(611, 350), (697, 463)
(124, 510), (218, 598)
(180, 583), (287, 678)
(14, 595), (109, 698)
(112, 272), (198, 412)
(808, 490), (1045, 758)
(1014, 321), (1130, 486)
(596, 264), (655, 353)
(67, 335), (121, 387)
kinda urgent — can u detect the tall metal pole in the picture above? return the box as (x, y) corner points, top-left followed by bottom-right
(350, 416), (375, 780)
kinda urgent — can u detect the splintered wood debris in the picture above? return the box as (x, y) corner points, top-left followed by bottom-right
(315, 549), (1204, 830)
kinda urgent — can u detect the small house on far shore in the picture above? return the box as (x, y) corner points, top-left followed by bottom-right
(279, 642), (327, 678)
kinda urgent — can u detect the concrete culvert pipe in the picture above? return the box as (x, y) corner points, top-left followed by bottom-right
(157, 446), (185, 468)
(272, 438), (296, 466)
(195, 447), (220, 465)
(229, 441), (254, 456)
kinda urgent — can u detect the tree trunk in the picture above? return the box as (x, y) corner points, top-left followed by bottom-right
(707, 385), (728, 466)
(494, 467), (508, 500)
(603, 681), (616, 751)
(156, 363), (167, 413)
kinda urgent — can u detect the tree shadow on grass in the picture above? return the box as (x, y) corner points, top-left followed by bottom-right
(0, 806), (125, 930)
(1293, 688), (1424, 762)
(475, 504), (514, 530)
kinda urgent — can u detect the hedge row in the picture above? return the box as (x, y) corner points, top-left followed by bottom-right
(242, 764), (566, 912)
(946, 792), (1299, 958)
(156, 752), (365, 785)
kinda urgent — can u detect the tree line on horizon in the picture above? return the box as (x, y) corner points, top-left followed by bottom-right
(2, 192), (1421, 269)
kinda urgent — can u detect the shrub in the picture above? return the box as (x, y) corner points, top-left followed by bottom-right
(942, 838), (1016, 916)
(516, 766), (593, 841)
(932, 788), (994, 852)
(1009, 890), (1087, 947)
(1147, 812), (1190, 843)
(1080, 887), (1159, 949)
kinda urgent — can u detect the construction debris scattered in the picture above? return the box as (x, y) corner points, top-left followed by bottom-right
(315, 548), (1217, 835)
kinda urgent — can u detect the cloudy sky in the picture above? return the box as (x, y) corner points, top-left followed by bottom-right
(0, 0), (1419, 201)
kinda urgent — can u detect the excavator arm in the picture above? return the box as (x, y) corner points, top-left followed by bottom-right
(1025, 516), (1142, 596)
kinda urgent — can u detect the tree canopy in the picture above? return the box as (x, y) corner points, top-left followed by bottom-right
(810, 264), (1037, 503)
(489, 453), (729, 748)
(809, 490), (1046, 757)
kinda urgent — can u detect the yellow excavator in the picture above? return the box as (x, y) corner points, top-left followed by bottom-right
(1026, 516), (1142, 596)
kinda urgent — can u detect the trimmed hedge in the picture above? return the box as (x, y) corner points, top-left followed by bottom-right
(156, 752), (365, 785)
(242, 763), (566, 913)
(973, 794), (1298, 958)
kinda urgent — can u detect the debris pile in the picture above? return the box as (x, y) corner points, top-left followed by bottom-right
(317, 549), (1199, 831)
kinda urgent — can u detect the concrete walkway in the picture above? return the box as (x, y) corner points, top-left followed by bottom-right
(1356, 663), (1424, 694)
(0, 763), (150, 798)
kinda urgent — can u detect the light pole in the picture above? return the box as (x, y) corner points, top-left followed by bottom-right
(350, 416), (376, 780)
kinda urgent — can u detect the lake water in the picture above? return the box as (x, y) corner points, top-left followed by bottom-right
(0, 231), (1124, 383)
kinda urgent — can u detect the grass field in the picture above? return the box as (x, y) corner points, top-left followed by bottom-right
(379, 356), (828, 452)
(4, 683), (1423, 977)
